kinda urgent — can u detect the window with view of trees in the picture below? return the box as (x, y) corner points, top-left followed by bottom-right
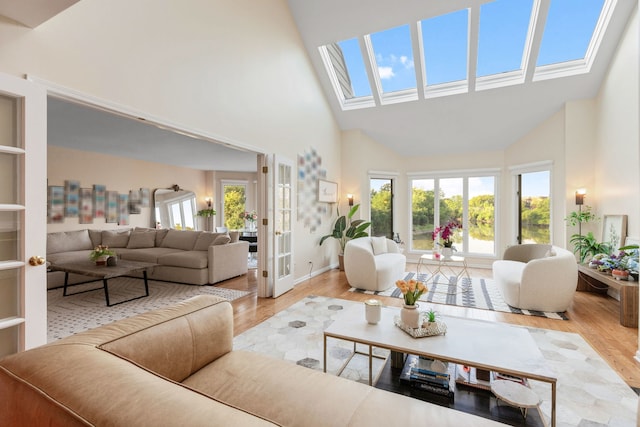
(222, 182), (246, 230)
(370, 178), (393, 238)
(518, 170), (550, 244)
(410, 174), (496, 255)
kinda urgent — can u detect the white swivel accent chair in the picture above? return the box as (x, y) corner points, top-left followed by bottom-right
(344, 236), (406, 292)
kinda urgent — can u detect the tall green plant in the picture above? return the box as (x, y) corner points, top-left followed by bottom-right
(569, 232), (611, 263)
(319, 204), (371, 254)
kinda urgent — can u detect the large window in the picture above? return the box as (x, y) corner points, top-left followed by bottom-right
(370, 178), (393, 238)
(410, 173), (497, 255)
(222, 182), (247, 230)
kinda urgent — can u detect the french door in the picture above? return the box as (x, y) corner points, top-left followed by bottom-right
(272, 155), (294, 298)
(0, 72), (47, 357)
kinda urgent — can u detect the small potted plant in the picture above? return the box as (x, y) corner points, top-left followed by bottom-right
(432, 221), (461, 259)
(89, 245), (115, 266)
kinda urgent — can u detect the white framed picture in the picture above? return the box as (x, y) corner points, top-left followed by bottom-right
(317, 179), (337, 203)
(602, 214), (627, 250)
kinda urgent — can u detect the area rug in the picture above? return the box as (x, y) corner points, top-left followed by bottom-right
(349, 272), (569, 320)
(234, 296), (637, 427)
(48, 278), (250, 342)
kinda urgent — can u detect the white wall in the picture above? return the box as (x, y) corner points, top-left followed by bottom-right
(0, 0), (343, 283)
(47, 146), (208, 232)
(594, 7), (640, 240)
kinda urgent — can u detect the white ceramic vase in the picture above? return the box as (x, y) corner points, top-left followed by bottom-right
(441, 247), (453, 260)
(400, 303), (420, 328)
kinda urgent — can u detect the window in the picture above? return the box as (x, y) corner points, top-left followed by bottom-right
(222, 182), (247, 230)
(370, 178), (393, 238)
(368, 24), (416, 94)
(517, 170), (550, 244)
(167, 195), (195, 230)
(410, 172), (497, 255)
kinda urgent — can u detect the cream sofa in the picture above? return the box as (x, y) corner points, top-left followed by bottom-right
(492, 244), (578, 312)
(47, 228), (249, 288)
(0, 295), (503, 426)
(344, 236), (406, 291)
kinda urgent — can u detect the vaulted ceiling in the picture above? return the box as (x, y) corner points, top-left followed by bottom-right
(1, 0), (636, 167)
(287, 0), (637, 156)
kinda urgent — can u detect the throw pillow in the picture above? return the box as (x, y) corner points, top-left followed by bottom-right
(161, 230), (201, 251)
(155, 228), (169, 246)
(47, 230), (93, 254)
(213, 234), (231, 245)
(101, 229), (131, 248)
(193, 232), (225, 251)
(371, 236), (387, 255)
(127, 228), (157, 249)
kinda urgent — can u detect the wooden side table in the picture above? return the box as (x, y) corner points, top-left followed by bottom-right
(491, 379), (541, 420)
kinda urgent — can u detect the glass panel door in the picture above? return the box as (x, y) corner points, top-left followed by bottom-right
(0, 73), (47, 355)
(272, 156), (294, 298)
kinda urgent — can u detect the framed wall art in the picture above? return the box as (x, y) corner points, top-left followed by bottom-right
(64, 179), (80, 217)
(47, 186), (64, 224)
(118, 193), (129, 225)
(602, 214), (627, 250)
(93, 184), (106, 218)
(106, 191), (119, 223)
(79, 188), (94, 224)
(317, 179), (338, 203)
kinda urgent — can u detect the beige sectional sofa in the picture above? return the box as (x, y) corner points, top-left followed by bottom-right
(0, 295), (504, 426)
(47, 228), (249, 288)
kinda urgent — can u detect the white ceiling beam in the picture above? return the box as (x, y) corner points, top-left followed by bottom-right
(523, 0), (550, 83)
(467, 5), (479, 93)
(361, 35), (382, 107)
(412, 21), (425, 101)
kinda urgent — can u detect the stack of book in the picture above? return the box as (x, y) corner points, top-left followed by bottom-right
(400, 355), (454, 400)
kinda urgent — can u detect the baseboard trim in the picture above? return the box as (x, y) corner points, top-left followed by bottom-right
(294, 264), (336, 285)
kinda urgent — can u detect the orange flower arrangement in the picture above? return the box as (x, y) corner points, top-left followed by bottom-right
(395, 279), (427, 306)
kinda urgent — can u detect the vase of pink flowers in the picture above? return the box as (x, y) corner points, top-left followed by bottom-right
(432, 221), (462, 259)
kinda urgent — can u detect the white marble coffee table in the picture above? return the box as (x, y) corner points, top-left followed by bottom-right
(323, 304), (557, 426)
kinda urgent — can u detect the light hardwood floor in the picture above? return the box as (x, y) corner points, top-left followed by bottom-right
(224, 266), (640, 389)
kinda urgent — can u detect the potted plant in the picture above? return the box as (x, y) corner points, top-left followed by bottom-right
(569, 232), (611, 264)
(89, 245), (115, 266)
(319, 204), (371, 270)
(565, 206), (603, 263)
(196, 208), (216, 232)
(431, 221), (461, 259)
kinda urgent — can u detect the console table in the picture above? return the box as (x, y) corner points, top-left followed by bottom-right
(577, 264), (638, 327)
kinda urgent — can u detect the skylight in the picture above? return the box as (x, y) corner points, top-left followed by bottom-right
(368, 24), (416, 94)
(537, 0), (606, 66)
(319, 0), (615, 110)
(335, 38), (371, 98)
(477, 0), (534, 77)
(420, 9), (468, 86)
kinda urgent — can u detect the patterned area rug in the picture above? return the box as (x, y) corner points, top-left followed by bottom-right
(234, 296), (637, 427)
(48, 278), (250, 342)
(349, 272), (569, 320)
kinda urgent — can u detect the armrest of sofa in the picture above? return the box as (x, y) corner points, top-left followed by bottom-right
(208, 240), (249, 284)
